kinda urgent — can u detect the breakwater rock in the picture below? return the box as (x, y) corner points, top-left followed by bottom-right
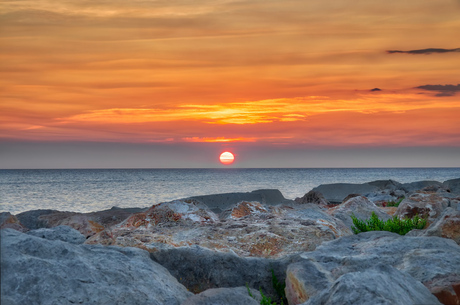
(2, 179), (460, 304)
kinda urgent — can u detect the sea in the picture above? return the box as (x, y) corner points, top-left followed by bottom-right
(1, 168), (460, 215)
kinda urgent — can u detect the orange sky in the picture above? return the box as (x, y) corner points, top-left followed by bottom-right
(1, 0), (460, 167)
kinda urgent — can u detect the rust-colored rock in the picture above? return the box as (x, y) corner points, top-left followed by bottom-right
(0, 212), (27, 232)
(396, 192), (450, 223)
(422, 208), (460, 245)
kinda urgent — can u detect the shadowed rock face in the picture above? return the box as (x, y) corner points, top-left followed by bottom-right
(150, 245), (300, 299)
(1, 228), (192, 305)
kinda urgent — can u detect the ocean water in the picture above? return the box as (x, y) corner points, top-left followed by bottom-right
(1, 168), (459, 214)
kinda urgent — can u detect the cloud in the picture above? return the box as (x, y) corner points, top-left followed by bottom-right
(370, 88), (382, 91)
(416, 84), (460, 97)
(387, 48), (460, 55)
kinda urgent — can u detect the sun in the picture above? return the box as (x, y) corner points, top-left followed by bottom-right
(219, 151), (235, 165)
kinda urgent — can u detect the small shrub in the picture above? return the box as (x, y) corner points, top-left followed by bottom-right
(385, 197), (404, 207)
(351, 212), (427, 235)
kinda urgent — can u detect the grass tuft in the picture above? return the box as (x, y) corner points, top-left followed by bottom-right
(351, 211), (427, 235)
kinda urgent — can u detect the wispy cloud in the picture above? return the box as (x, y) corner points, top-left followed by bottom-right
(387, 48), (460, 55)
(416, 84), (460, 97)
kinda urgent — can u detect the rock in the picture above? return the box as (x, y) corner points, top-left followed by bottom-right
(150, 245), (300, 298)
(181, 287), (262, 305)
(400, 180), (443, 193)
(367, 179), (403, 191)
(87, 200), (349, 258)
(295, 191), (329, 206)
(304, 264), (441, 305)
(285, 259), (332, 305)
(444, 178), (460, 195)
(188, 189), (290, 214)
(327, 196), (391, 229)
(395, 191), (450, 223)
(311, 183), (379, 204)
(15, 209), (58, 230)
(0, 212), (27, 232)
(421, 208), (460, 245)
(22, 206), (146, 238)
(27, 225), (86, 244)
(221, 201), (268, 220)
(296, 231), (460, 304)
(1, 228), (192, 305)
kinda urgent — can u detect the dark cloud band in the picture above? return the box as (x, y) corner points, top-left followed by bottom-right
(416, 84), (460, 97)
(387, 48), (460, 55)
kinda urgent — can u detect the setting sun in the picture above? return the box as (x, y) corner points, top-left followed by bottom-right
(219, 152), (235, 165)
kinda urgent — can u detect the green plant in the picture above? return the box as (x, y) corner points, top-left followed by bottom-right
(351, 212), (427, 235)
(246, 275), (285, 305)
(271, 269), (287, 305)
(385, 197), (404, 207)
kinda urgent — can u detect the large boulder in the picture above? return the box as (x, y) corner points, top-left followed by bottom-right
(395, 191), (450, 223)
(87, 200), (349, 258)
(304, 264), (441, 305)
(367, 179), (403, 191)
(0, 212), (27, 232)
(400, 180), (443, 193)
(327, 196), (391, 229)
(181, 287), (262, 305)
(444, 178), (460, 195)
(16, 207), (146, 237)
(311, 183), (379, 204)
(1, 228), (192, 305)
(188, 189), (290, 214)
(15, 209), (59, 230)
(293, 231), (460, 304)
(27, 225), (86, 244)
(294, 191), (329, 206)
(285, 259), (332, 304)
(420, 208), (460, 245)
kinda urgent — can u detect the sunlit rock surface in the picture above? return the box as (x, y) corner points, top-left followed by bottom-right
(86, 198), (350, 258)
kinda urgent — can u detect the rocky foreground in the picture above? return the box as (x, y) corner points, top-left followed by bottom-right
(1, 178), (460, 305)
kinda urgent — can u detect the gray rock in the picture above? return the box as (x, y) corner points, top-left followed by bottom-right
(367, 179), (403, 191)
(444, 178), (460, 195)
(27, 225), (86, 244)
(285, 259), (332, 304)
(298, 231), (460, 304)
(181, 287), (262, 305)
(400, 180), (442, 193)
(328, 196), (391, 229)
(0, 212), (27, 232)
(304, 264), (441, 305)
(295, 191), (329, 205)
(15, 209), (58, 229)
(395, 191), (449, 222)
(311, 183), (379, 204)
(188, 189), (289, 214)
(1, 228), (192, 305)
(150, 245), (301, 299)
(421, 207), (460, 245)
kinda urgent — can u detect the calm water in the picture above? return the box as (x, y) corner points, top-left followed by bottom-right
(1, 168), (460, 214)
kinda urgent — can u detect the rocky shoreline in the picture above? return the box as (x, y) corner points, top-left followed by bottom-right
(1, 178), (460, 304)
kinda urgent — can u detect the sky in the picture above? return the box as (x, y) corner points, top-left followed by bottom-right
(1, 0), (460, 168)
